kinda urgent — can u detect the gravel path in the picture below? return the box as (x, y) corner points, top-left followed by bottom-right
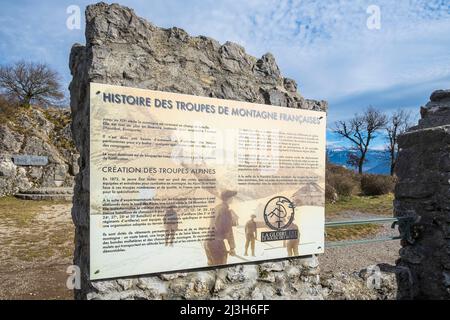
(320, 211), (401, 273)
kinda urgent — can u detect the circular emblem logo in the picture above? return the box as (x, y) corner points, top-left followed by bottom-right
(263, 196), (295, 231)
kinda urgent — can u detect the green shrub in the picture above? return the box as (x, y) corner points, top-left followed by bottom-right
(360, 174), (395, 196)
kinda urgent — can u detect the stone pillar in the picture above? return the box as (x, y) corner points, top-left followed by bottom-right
(394, 89), (450, 299)
(69, 3), (327, 300)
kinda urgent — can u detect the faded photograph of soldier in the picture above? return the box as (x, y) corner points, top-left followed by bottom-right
(285, 219), (299, 257)
(244, 214), (257, 256)
(163, 205), (178, 247)
(204, 190), (238, 266)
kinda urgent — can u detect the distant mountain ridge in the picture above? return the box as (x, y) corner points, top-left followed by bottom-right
(327, 147), (391, 175)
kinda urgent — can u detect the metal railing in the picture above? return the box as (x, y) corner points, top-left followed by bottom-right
(325, 217), (405, 248)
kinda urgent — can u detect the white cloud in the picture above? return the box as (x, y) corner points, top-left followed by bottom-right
(0, 0), (448, 122)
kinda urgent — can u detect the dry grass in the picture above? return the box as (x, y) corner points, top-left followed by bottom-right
(0, 197), (74, 299)
(325, 224), (382, 242)
(0, 97), (20, 125)
(0, 196), (67, 226)
(326, 193), (394, 218)
(0, 197), (73, 264)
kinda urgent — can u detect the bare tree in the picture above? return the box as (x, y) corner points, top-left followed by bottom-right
(385, 109), (413, 175)
(346, 152), (366, 170)
(333, 106), (387, 174)
(0, 61), (64, 108)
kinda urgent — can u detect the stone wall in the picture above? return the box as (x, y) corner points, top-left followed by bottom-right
(394, 89), (450, 299)
(69, 2), (328, 300)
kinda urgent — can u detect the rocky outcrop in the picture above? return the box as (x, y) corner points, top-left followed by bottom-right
(69, 2), (327, 300)
(417, 89), (450, 129)
(0, 107), (78, 196)
(394, 89), (450, 299)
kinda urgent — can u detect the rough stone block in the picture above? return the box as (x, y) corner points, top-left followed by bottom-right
(395, 88), (450, 299)
(70, 3), (327, 300)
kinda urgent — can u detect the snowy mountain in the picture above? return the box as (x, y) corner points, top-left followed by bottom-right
(326, 148), (391, 175)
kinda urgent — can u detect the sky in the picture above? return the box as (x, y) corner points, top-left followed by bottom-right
(0, 0), (449, 149)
